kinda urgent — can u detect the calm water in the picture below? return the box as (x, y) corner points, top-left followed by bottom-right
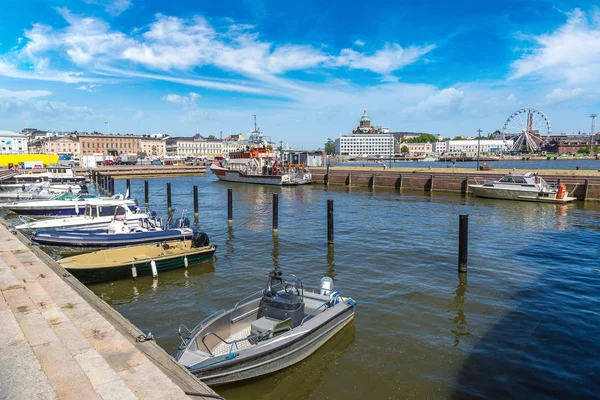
(48, 174), (600, 398)
(335, 159), (600, 170)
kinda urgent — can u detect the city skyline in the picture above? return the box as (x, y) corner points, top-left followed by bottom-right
(0, 0), (599, 147)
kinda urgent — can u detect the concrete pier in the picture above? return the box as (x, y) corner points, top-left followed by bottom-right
(0, 221), (218, 400)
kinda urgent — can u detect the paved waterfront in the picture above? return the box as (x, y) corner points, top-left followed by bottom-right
(0, 222), (216, 400)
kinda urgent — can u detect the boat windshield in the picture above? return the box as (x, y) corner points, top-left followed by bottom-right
(84, 205), (95, 218)
(263, 271), (304, 300)
(113, 206), (127, 221)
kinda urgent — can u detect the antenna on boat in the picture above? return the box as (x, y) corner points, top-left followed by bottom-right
(253, 114), (257, 132)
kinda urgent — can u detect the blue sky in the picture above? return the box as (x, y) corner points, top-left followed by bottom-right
(0, 0), (599, 148)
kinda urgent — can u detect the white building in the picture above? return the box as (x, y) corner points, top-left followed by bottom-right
(445, 139), (513, 155)
(335, 133), (394, 157)
(222, 140), (247, 156)
(165, 135), (223, 158)
(403, 142), (432, 155)
(432, 141), (447, 153)
(0, 130), (28, 154)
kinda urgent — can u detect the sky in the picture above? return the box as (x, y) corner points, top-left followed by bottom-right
(0, 0), (599, 148)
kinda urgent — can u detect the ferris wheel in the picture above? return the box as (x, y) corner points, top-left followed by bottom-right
(502, 108), (551, 152)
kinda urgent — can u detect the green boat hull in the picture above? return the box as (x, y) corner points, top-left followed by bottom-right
(66, 247), (216, 284)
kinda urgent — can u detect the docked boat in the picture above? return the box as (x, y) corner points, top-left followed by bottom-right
(468, 172), (576, 203)
(0, 183), (87, 201)
(0, 193), (136, 216)
(15, 204), (150, 231)
(210, 116), (312, 186)
(174, 272), (356, 385)
(58, 233), (216, 283)
(8, 166), (86, 184)
(32, 212), (193, 247)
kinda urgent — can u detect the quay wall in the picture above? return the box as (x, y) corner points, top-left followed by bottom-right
(313, 167), (600, 201)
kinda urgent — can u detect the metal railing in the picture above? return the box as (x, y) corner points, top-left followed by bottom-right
(178, 309), (226, 346)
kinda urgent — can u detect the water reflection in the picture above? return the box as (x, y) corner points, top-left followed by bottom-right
(272, 234), (279, 271)
(326, 244), (336, 282)
(450, 274), (470, 347)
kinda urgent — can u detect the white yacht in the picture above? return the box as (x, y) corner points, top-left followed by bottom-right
(468, 172), (576, 203)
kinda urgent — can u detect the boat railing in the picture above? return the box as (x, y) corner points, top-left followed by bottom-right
(300, 301), (330, 326)
(201, 326), (293, 357)
(179, 309), (227, 345)
(471, 177), (486, 185)
(233, 290), (263, 310)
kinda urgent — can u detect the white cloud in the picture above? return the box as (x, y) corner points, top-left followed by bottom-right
(0, 88), (92, 121)
(84, 0), (132, 16)
(544, 87), (584, 103)
(511, 9), (600, 84)
(354, 39), (365, 47)
(164, 92), (200, 106)
(507, 93), (517, 102)
(408, 87), (465, 112)
(335, 43), (436, 74)
(76, 84), (99, 92)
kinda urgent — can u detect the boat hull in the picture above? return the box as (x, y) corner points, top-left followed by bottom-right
(2, 202), (137, 216)
(469, 185), (576, 203)
(61, 245), (216, 284)
(16, 215), (145, 230)
(186, 303), (355, 385)
(33, 228), (194, 247)
(211, 165), (312, 186)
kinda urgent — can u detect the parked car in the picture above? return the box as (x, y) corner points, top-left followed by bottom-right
(104, 160), (115, 166)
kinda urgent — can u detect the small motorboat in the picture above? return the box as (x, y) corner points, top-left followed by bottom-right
(32, 210), (189, 247)
(58, 232), (216, 283)
(468, 171), (576, 203)
(15, 204), (151, 231)
(0, 193), (136, 216)
(174, 272), (356, 385)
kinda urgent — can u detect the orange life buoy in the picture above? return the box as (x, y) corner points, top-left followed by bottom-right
(556, 184), (567, 199)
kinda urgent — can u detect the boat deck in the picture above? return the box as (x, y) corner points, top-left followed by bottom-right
(212, 326), (253, 355)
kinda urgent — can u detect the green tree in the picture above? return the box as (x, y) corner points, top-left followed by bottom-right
(324, 138), (336, 155)
(208, 135), (216, 139)
(266, 145), (273, 150)
(405, 133), (438, 143)
(453, 136), (464, 140)
(401, 145), (409, 153)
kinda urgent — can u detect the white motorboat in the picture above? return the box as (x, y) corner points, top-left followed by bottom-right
(9, 166), (86, 184)
(0, 182), (86, 200)
(15, 204), (150, 231)
(175, 272), (355, 385)
(0, 193), (137, 216)
(468, 172), (576, 203)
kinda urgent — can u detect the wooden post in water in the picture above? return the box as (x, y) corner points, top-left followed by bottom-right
(227, 188), (233, 223)
(193, 185), (199, 223)
(166, 182), (172, 216)
(326, 163), (330, 186)
(327, 199), (334, 245)
(126, 179), (131, 198)
(272, 193), (279, 232)
(109, 177), (115, 196)
(584, 179), (589, 200)
(458, 214), (468, 273)
(144, 180), (149, 207)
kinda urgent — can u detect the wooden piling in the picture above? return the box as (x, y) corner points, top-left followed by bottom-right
(193, 185), (199, 223)
(395, 174), (403, 191)
(584, 179), (589, 200)
(109, 177), (115, 196)
(166, 182), (172, 215)
(327, 199), (334, 245)
(227, 188), (232, 223)
(272, 193), (279, 232)
(458, 214), (468, 273)
(126, 179), (130, 198)
(144, 180), (149, 207)
(326, 163), (330, 186)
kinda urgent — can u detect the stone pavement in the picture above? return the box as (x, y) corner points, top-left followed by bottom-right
(0, 222), (218, 400)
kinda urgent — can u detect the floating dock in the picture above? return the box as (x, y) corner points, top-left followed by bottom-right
(79, 165), (207, 179)
(0, 219), (218, 399)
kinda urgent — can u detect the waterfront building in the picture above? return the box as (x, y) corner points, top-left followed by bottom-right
(335, 133), (394, 157)
(432, 141), (447, 153)
(165, 135), (223, 158)
(445, 139), (513, 155)
(42, 136), (80, 156)
(78, 133), (141, 158)
(0, 130), (28, 154)
(404, 142), (433, 155)
(22, 129), (50, 145)
(545, 134), (599, 154)
(140, 136), (167, 158)
(222, 139), (246, 156)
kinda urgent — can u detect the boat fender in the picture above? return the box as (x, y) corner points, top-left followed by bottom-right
(150, 260), (158, 277)
(131, 264), (138, 278)
(328, 291), (340, 307)
(184, 256), (188, 268)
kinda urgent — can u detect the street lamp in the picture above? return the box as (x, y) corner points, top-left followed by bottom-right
(476, 128), (482, 170)
(591, 114), (597, 157)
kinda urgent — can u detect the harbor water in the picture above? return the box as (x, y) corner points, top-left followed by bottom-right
(61, 174), (600, 398)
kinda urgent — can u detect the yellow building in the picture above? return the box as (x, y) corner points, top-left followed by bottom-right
(140, 137), (166, 158)
(0, 153), (59, 167)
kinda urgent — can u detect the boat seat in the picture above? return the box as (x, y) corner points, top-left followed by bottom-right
(251, 316), (293, 336)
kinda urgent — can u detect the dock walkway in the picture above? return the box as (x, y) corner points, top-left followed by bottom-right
(0, 221), (218, 400)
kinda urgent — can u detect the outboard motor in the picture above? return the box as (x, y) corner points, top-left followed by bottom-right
(79, 184), (89, 194)
(320, 276), (334, 295)
(257, 272), (305, 327)
(191, 231), (210, 248)
(174, 217), (184, 228)
(183, 217), (190, 228)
